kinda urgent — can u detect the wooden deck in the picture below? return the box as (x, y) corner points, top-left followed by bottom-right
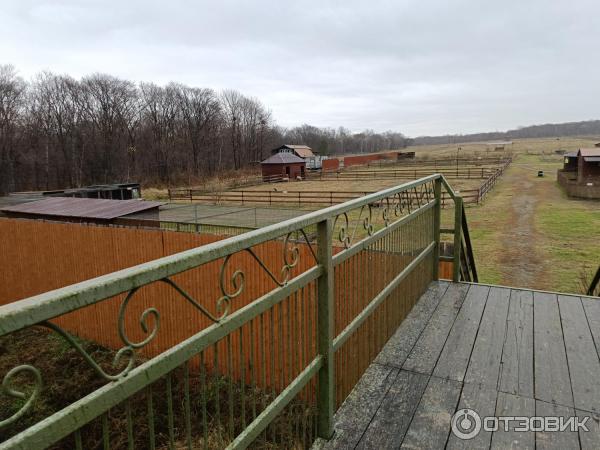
(317, 281), (600, 450)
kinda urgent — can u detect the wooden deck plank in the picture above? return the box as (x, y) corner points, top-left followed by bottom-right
(317, 283), (594, 450)
(558, 295), (600, 413)
(399, 377), (462, 449)
(374, 281), (449, 368)
(446, 383), (498, 450)
(577, 409), (600, 450)
(498, 289), (534, 398)
(490, 392), (535, 450)
(464, 287), (511, 388)
(402, 283), (469, 375)
(533, 292), (574, 407)
(535, 400), (580, 450)
(324, 364), (399, 449)
(355, 370), (429, 449)
(433, 284), (490, 382)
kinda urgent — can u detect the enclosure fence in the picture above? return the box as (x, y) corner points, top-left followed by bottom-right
(168, 159), (511, 209)
(0, 174), (467, 449)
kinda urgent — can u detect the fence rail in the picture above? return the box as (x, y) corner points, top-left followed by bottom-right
(366, 157), (512, 168)
(0, 174), (470, 450)
(588, 266), (600, 297)
(168, 159), (511, 209)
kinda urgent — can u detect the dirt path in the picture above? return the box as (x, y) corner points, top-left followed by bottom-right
(496, 164), (546, 288)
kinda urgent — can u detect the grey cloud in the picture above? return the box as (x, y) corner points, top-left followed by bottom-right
(1, 0), (599, 135)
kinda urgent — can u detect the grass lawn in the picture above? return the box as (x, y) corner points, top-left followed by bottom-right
(461, 149), (600, 294)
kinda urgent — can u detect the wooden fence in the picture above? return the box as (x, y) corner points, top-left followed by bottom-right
(313, 166), (499, 180)
(166, 189), (479, 207)
(0, 217), (451, 400)
(168, 160), (511, 208)
(366, 157), (512, 168)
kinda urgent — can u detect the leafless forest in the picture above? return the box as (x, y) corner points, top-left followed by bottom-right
(0, 65), (411, 193)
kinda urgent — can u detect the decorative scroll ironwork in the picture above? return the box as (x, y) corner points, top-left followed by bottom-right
(0, 365), (42, 429)
(333, 203), (374, 248)
(335, 180), (436, 249)
(217, 229), (314, 317)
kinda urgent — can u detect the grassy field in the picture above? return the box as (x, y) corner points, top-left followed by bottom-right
(428, 137), (600, 294)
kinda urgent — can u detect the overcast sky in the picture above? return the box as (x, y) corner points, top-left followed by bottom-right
(2, 0), (599, 136)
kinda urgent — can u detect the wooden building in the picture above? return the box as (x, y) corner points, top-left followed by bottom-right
(260, 153), (306, 181)
(557, 148), (600, 199)
(578, 148), (600, 183)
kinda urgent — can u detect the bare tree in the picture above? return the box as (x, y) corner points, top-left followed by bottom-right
(0, 65), (411, 193)
(0, 65), (26, 193)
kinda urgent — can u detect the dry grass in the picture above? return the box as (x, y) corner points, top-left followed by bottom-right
(453, 141), (600, 294)
(0, 328), (314, 449)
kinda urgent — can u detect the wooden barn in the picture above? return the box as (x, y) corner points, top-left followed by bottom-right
(260, 153), (306, 181)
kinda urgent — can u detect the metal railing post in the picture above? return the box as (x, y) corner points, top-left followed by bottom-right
(317, 218), (334, 439)
(453, 196), (463, 282)
(432, 177), (442, 280)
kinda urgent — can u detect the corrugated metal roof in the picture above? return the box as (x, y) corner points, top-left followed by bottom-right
(0, 197), (163, 220)
(261, 153), (306, 164)
(584, 156), (600, 162)
(564, 151), (578, 158)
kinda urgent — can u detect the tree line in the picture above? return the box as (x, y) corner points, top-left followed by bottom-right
(0, 65), (410, 194)
(413, 120), (600, 146)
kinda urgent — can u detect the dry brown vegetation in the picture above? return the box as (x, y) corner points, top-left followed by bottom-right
(0, 328), (313, 449)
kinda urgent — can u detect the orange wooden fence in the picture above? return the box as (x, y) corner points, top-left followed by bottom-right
(0, 217), (444, 400)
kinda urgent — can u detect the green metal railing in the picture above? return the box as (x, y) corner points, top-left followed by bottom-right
(0, 174), (468, 449)
(588, 266), (600, 297)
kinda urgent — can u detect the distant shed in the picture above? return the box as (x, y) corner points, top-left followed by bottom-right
(0, 197), (163, 225)
(486, 141), (513, 152)
(578, 148), (600, 182)
(9, 183), (141, 201)
(260, 153), (306, 181)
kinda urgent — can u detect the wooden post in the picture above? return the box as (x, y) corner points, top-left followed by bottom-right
(317, 218), (334, 439)
(453, 196), (463, 282)
(432, 178), (442, 280)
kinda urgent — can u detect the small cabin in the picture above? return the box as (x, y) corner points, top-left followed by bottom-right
(578, 148), (600, 183)
(260, 153), (306, 181)
(557, 148), (600, 199)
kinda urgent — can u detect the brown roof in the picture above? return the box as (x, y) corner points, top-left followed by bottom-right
(578, 148), (600, 157)
(261, 153), (306, 165)
(286, 145), (315, 158)
(274, 144), (315, 158)
(0, 197), (164, 220)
